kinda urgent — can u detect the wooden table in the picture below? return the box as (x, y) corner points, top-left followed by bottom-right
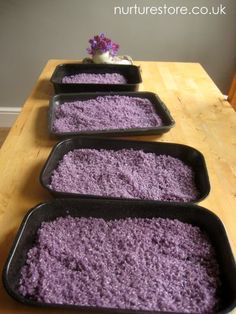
(0, 60), (235, 313)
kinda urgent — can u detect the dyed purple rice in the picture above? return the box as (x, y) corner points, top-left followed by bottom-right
(18, 216), (221, 313)
(62, 73), (126, 84)
(52, 96), (163, 133)
(49, 149), (199, 202)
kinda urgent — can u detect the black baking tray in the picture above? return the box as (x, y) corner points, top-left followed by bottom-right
(50, 63), (142, 93)
(2, 199), (236, 313)
(48, 92), (175, 138)
(40, 137), (210, 203)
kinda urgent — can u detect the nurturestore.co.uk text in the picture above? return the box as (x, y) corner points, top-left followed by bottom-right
(113, 4), (227, 16)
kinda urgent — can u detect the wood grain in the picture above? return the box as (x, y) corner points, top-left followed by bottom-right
(0, 60), (235, 314)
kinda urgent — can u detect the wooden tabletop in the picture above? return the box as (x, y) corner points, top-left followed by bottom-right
(0, 60), (236, 313)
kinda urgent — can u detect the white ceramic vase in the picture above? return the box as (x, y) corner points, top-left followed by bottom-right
(92, 51), (112, 64)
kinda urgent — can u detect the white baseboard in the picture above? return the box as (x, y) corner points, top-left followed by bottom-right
(0, 107), (21, 127)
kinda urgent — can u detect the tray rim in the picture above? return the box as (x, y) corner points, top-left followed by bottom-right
(2, 199), (236, 314)
(50, 63), (143, 86)
(48, 91), (175, 138)
(39, 137), (211, 203)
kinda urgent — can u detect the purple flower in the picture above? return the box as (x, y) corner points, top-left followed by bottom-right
(87, 33), (119, 56)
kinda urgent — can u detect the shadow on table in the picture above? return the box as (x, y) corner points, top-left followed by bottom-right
(34, 106), (57, 147)
(31, 79), (54, 100)
(19, 161), (52, 204)
(0, 229), (17, 271)
(122, 134), (163, 142)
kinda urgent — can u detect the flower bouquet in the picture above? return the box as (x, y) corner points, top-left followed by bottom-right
(83, 33), (133, 65)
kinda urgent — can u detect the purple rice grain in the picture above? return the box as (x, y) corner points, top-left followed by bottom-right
(52, 96), (163, 133)
(49, 149), (199, 202)
(62, 73), (126, 84)
(19, 216), (221, 313)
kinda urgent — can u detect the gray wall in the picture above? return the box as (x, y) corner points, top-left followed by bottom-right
(0, 0), (235, 107)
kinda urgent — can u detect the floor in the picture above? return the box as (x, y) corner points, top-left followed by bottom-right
(0, 128), (10, 148)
